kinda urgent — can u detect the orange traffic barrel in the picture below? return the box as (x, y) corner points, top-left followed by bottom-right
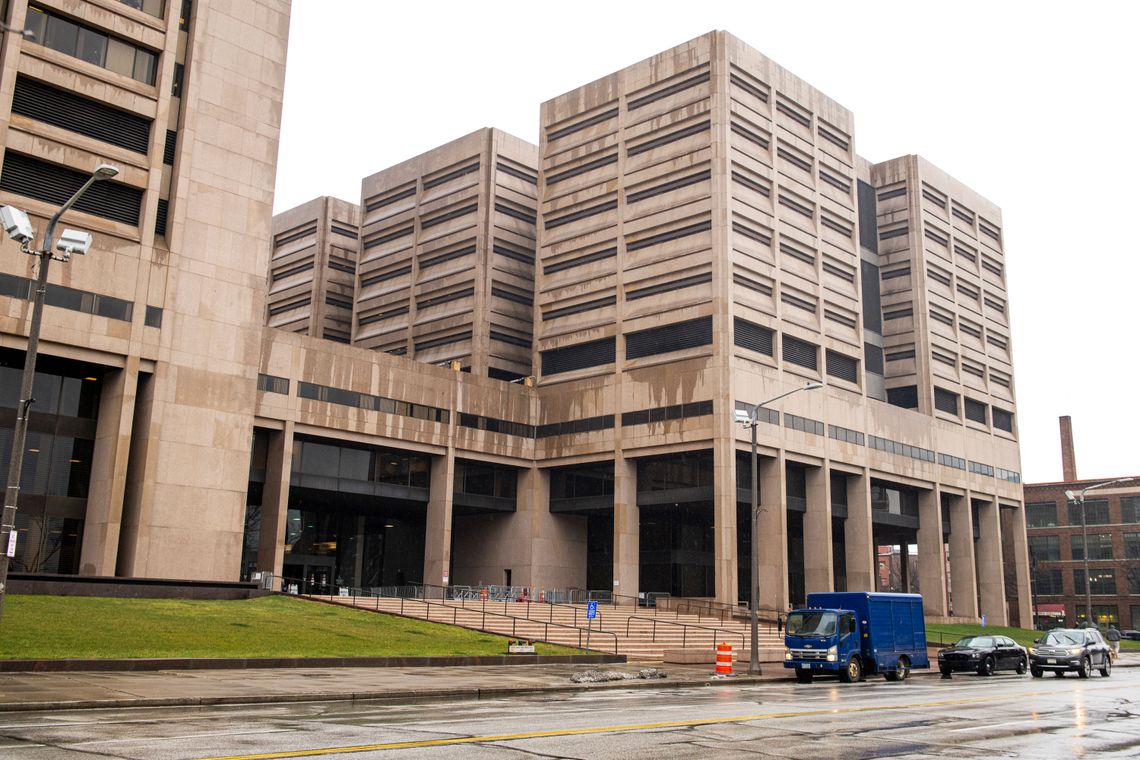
(715, 641), (733, 675)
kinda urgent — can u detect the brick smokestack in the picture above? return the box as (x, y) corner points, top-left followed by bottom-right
(1059, 416), (1077, 482)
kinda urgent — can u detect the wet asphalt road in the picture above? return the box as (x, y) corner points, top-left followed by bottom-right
(0, 668), (1136, 759)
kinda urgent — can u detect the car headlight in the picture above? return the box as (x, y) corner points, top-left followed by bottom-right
(1067, 647), (1083, 656)
(785, 648), (792, 661)
(827, 645), (837, 662)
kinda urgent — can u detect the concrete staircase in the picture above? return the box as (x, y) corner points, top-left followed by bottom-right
(314, 594), (786, 664)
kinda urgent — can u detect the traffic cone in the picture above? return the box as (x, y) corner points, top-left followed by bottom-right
(715, 642), (734, 675)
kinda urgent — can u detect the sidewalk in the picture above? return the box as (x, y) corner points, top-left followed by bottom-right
(1, 653), (1134, 713)
(0, 662), (775, 712)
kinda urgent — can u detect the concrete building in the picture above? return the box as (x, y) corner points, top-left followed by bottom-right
(3, 23), (1029, 626)
(1021, 418), (1140, 629)
(268, 196), (359, 344)
(0, 0), (290, 580)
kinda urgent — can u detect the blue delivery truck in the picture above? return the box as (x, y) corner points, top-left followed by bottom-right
(783, 592), (929, 683)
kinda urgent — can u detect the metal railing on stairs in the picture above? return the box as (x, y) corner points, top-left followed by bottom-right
(288, 580), (620, 655)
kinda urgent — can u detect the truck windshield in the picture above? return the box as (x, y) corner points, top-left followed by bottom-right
(786, 611), (837, 637)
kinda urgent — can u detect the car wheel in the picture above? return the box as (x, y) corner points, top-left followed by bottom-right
(795, 668), (813, 684)
(1099, 657), (1111, 678)
(977, 655), (995, 676)
(1030, 666), (1043, 678)
(1016, 656), (1027, 675)
(839, 655), (862, 683)
(940, 666), (953, 679)
(1078, 656), (1091, 679)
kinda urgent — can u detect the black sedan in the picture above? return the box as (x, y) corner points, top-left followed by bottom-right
(1029, 628), (1112, 678)
(937, 635), (1027, 677)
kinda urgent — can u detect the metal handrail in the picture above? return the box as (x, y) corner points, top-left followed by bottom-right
(624, 614), (747, 651)
(296, 583), (620, 655)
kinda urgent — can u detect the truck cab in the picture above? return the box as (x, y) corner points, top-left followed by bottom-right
(784, 592), (929, 683)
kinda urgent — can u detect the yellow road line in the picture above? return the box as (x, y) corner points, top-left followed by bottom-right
(196, 686), (1120, 760)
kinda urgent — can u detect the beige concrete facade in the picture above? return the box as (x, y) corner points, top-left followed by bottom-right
(268, 196), (359, 343)
(0, 0), (290, 580)
(354, 129), (537, 380)
(2, 22), (1030, 627)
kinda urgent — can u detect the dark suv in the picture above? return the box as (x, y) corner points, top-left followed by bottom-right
(1029, 628), (1112, 678)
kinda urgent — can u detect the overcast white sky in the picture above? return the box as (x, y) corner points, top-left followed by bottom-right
(273, 1), (1139, 485)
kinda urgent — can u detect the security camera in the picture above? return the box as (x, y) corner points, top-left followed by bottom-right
(1, 205), (35, 245)
(56, 229), (93, 258)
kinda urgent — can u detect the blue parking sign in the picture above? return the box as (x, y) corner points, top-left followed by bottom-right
(587, 600), (598, 619)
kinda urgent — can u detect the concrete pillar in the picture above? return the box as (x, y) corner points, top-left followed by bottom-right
(758, 452), (788, 612)
(424, 449), (456, 588)
(975, 495), (1008, 625)
(613, 455), (639, 603)
(844, 469), (875, 591)
(947, 492), (978, 618)
(523, 466), (586, 589)
(803, 463), (833, 594)
(917, 488), (948, 617)
(257, 422), (294, 583)
(115, 370), (158, 577)
(1005, 503), (1034, 629)
(79, 359), (139, 575)
(713, 436), (738, 605)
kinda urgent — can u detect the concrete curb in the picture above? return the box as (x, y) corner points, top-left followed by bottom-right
(0, 653), (625, 673)
(0, 675), (771, 713)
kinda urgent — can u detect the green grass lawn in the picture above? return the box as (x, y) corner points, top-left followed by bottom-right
(927, 622), (1140, 651)
(0, 595), (582, 660)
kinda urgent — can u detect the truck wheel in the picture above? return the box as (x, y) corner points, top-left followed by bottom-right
(839, 655), (862, 683)
(885, 655), (910, 682)
(1030, 666), (1043, 678)
(1078, 657), (1091, 679)
(795, 668), (813, 684)
(977, 655), (995, 677)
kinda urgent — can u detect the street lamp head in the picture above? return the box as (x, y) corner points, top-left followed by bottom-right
(1064, 490), (1078, 502)
(803, 382), (823, 391)
(56, 229), (93, 258)
(733, 409), (752, 426)
(0, 205), (34, 245)
(93, 163), (119, 180)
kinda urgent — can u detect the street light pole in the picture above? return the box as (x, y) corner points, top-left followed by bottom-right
(1065, 477), (1137, 628)
(737, 381), (822, 675)
(0, 164), (118, 622)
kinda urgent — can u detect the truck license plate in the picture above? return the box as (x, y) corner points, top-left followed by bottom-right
(1047, 658), (1057, 664)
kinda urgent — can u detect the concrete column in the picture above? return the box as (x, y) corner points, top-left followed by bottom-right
(803, 463), (833, 594)
(975, 495), (1007, 625)
(947, 492), (978, 618)
(917, 488), (948, 617)
(115, 370), (158, 577)
(257, 422), (294, 582)
(1005, 503), (1034, 629)
(757, 452), (787, 612)
(613, 454), (638, 603)
(713, 435), (738, 605)
(844, 469), (875, 591)
(523, 466), (586, 589)
(79, 359), (139, 575)
(424, 449), (456, 587)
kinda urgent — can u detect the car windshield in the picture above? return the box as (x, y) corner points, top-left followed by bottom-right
(1041, 631), (1082, 646)
(786, 611), (837, 637)
(953, 636), (994, 649)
